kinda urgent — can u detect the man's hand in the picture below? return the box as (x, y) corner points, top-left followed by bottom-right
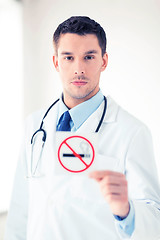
(89, 170), (130, 218)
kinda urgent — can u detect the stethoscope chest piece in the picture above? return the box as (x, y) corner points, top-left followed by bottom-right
(28, 129), (46, 178)
(31, 128), (46, 144)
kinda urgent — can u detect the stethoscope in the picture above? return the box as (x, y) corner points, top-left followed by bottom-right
(27, 96), (107, 178)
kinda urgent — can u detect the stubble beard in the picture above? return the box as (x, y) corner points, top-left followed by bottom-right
(65, 83), (99, 101)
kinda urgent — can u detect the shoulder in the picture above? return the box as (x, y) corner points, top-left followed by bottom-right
(106, 96), (150, 134)
(24, 108), (46, 132)
(24, 98), (60, 135)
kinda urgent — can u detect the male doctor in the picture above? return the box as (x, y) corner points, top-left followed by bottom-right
(5, 16), (160, 240)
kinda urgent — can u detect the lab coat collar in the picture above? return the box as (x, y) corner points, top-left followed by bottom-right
(104, 95), (119, 123)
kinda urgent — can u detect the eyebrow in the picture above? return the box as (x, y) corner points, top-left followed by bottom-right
(60, 50), (98, 55)
(60, 51), (73, 55)
(84, 50), (98, 54)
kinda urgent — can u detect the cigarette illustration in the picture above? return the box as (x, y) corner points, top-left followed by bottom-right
(63, 153), (90, 158)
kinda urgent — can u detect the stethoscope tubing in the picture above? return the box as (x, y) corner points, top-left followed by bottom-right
(31, 96), (107, 144)
(31, 98), (60, 144)
(28, 96), (107, 177)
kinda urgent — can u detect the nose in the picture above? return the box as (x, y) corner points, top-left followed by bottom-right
(74, 60), (85, 75)
(75, 70), (85, 74)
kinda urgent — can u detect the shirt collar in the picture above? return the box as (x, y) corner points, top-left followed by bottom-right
(57, 90), (104, 130)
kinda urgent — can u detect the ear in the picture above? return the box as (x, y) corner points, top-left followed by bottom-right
(53, 55), (59, 72)
(101, 52), (108, 72)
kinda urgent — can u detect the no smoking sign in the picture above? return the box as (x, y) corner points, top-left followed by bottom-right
(55, 132), (98, 174)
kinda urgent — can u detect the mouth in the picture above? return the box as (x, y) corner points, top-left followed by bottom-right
(71, 81), (87, 86)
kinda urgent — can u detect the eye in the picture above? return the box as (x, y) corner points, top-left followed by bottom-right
(84, 55), (94, 60)
(65, 56), (73, 61)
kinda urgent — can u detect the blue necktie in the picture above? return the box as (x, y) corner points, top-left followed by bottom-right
(57, 111), (71, 131)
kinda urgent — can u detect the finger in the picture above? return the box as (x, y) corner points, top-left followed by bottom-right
(89, 170), (124, 180)
(100, 175), (127, 188)
(105, 188), (127, 202)
(101, 184), (128, 196)
(105, 192), (128, 202)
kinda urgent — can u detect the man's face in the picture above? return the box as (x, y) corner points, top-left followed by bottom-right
(53, 33), (108, 108)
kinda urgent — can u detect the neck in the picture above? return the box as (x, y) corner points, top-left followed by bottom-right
(63, 94), (98, 109)
(63, 88), (100, 109)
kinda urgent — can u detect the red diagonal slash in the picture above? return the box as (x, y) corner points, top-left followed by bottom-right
(64, 140), (88, 167)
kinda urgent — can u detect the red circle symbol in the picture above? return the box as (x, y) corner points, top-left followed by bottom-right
(57, 135), (95, 173)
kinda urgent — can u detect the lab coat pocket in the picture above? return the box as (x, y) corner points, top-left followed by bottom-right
(96, 153), (123, 173)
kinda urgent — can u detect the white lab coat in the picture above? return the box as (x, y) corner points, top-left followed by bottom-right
(5, 96), (160, 240)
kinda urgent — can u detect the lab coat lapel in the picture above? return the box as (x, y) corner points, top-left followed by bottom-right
(40, 101), (59, 174)
(103, 96), (119, 123)
(43, 101), (59, 132)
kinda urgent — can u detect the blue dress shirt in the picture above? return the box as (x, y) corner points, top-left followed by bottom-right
(57, 90), (104, 131)
(56, 90), (135, 238)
